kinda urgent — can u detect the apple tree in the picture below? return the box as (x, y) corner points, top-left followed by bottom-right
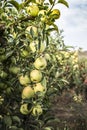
(0, 0), (69, 129)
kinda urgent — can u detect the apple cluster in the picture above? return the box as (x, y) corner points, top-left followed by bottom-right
(19, 56), (47, 116)
(26, 1), (61, 24)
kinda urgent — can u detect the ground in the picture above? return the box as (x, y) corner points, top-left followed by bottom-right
(49, 89), (87, 130)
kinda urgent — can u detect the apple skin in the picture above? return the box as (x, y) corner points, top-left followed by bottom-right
(29, 40), (46, 53)
(26, 26), (38, 37)
(50, 9), (60, 19)
(32, 104), (43, 116)
(44, 53), (51, 61)
(34, 57), (47, 70)
(27, 5), (39, 17)
(20, 49), (29, 58)
(38, 10), (49, 23)
(19, 74), (31, 86)
(30, 69), (42, 83)
(20, 104), (30, 115)
(22, 86), (35, 99)
(33, 83), (45, 93)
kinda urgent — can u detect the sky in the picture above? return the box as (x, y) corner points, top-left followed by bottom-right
(17, 0), (87, 50)
(55, 0), (87, 50)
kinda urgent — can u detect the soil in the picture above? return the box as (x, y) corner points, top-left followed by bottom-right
(49, 89), (87, 130)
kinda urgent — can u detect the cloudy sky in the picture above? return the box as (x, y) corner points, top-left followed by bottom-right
(55, 0), (87, 50)
(17, 0), (87, 50)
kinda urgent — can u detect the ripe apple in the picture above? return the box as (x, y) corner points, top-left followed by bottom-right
(26, 26), (38, 37)
(44, 53), (51, 61)
(32, 104), (43, 116)
(29, 40), (46, 53)
(38, 10), (49, 23)
(50, 9), (60, 19)
(20, 104), (30, 115)
(33, 83), (46, 93)
(30, 69), (42, 83)
(34, 57), (47, 70)
(27, 5), (39, 17)
(19, 74), (31, 86)
(22, 86), (35, 99)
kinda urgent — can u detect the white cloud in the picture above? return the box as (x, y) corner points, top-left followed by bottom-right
(55, 0), (87, 50)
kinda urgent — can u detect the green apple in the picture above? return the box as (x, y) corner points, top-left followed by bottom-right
(50, 9), (60, 19)
(0, 71), (8, 78)
(38, 10), (46, 16)
(0, 55), (7, 62)
(32, 104), (43, 116)
(30, 69), (42, 83)
(9, 66), (20, 74)
(27, 5), (39, 17)
(29, 40), (46, 53)
(19, 74), (31, 86)
(44, 53), (51, 61)
(38, 10), (49, 23)
(22, 86), (35, 99)
(34, 57), (47, 70)
(33, 83), (46, 93)
(20, 104), (30, 115)
(26, 26), (38, 37)
(20, 49), (29, 58)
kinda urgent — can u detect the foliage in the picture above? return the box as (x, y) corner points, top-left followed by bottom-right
(0, 0), (86, 128)
(0, 0), (70, 129)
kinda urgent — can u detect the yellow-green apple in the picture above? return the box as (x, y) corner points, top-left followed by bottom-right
(20, 49), (29, 58)
(34, 57), (47, 70)
(27, 5), (39, 17)
(32, 104), (43, 116)
(50, 9), (60, 19)
(30, 69), (42, 83)
(33, 82), (46, 93)
(19, 74), (31, 86)
(44, 53), (51, 61)
(29, 40), (46, 53)
(26, 26), (38, 37)
(22, 86), (35, 99)
(20, 104), (31, 115)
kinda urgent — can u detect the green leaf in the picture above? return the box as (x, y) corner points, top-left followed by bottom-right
(52, 23), (59, 32)
(8, 0), (20, 10)
(12, 116), (21, 125)
(4, 115), (12, 127)
(9, 126), (18, 130)
(41, 77), (47, 87)
(61, 78), (69, 84)
(49, 0), (54, 5)
(58, 0), (69, 8)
